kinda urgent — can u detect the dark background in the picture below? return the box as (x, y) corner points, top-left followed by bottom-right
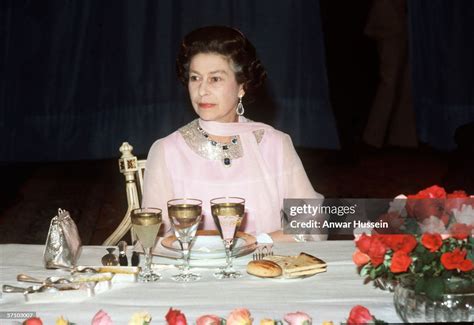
(2, 0), (336, 162)
(2, 0), (473, 162)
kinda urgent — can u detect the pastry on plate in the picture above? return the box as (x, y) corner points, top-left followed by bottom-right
(264, 252), (327, 278)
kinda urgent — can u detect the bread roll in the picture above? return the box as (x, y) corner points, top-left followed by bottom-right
(246, 260), (282, 278)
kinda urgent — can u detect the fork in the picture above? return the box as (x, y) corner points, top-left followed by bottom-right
(252, 245), (274, 260)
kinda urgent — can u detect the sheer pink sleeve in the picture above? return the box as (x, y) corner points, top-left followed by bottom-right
(281, 134), (327, 240)
(141, 139), (174, 235)
(281, 134), (323, 199)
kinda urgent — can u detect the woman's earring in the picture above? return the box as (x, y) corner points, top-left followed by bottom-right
(236, 96), (245, 116)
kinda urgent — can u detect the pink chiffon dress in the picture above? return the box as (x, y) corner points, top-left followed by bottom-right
(142, 116), (323, 236)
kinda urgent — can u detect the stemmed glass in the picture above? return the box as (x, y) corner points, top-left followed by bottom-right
(211, 197), (245, 279)
(167, 198), (203, 282)
(131, 208), (162, 282)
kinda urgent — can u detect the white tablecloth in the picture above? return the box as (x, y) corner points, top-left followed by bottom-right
(0, 241), (403, 324)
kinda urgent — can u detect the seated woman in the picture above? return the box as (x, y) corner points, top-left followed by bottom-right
(142, 26), (324, 241)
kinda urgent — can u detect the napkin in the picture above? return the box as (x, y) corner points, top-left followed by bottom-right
(256, 233), (273, 244)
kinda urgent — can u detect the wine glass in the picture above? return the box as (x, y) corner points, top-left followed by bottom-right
(211, 197), (245, 279)
(131, 208), (162, 282)
(168, 198), (203, 282)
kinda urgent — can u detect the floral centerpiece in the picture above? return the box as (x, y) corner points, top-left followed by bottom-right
(353, 232), (473, 299)
(353, 185), (474, 322)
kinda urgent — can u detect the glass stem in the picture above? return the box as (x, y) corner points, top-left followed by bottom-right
(224, 240), (233, 271)
(181, 241), (191, 272)
(144, 247), (152, 273)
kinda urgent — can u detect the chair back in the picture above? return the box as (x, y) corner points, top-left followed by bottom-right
(102, 142), (145, 245)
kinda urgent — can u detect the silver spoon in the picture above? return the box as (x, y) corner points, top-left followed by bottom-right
(2, 284), (58, 294)
(17, 274), (72, 285)
(70, 266), (98, 275)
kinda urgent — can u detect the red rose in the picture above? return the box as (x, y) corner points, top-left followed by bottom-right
(418, 185), (447, 198)
(441, 248), (473, 271)
(353, 249), (370, 267)
(23, 318), (43, 325)
(405, 186), (451, 223)
(347, 305), (374, 325)
(447, 190), (468, 198)
(406, 197), (447, 224)
(460, 259), (474, 272)
(390, 251), (412, 273)
(421, 233), (443, 252)
(449, 223), (472, 240)
(383, 234), (417, 253)
(373, 212), (404, 234)
(355, 233), (372, 254)
(355, 234), (388, 267)
(166, 308), (187, 325)
(367, 236), (388, 267)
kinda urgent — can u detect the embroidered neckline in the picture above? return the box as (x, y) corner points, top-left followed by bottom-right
(178, 119), (264, 166)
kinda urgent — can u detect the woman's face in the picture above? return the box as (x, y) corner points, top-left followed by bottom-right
(188, 53), (244, 123)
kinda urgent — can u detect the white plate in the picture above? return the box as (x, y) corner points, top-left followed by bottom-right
(160, 230), (257, 259)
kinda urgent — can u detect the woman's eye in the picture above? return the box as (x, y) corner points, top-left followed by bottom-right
(189, 75), (200, 82)
(210, 76), (222, 83)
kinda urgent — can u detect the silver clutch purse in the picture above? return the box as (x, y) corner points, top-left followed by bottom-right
(43, 208), (82, 269)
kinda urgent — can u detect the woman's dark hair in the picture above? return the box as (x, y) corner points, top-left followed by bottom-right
(176, 26), (267, 94)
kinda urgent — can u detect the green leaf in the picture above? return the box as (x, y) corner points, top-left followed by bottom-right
(467, 247), (474, 262)
(423, 252), (436, 264)
(425, 277), (445, 301)
(374, 264), (386, 277)
(360, 264), (371, 277)
(414, 260), (423, 273)
(370, 267), (377, 280)
(415, 244), (426, 254)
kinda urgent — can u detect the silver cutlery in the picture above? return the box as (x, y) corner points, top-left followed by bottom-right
(17, 274), (72, 285)
(252, 245), (274, 260)
(70, 266), (98, 274)
(2, 284), (59, 294)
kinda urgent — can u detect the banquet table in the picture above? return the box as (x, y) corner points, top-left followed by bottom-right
(0, 241), (403, 324)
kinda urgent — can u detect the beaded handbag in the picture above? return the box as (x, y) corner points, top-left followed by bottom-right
(43, 208), (82, 269)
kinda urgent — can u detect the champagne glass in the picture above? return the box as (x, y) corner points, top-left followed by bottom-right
(211, 197), (245, 279)
(168, 198), (203, 282)
(131, 208), (162, 282)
